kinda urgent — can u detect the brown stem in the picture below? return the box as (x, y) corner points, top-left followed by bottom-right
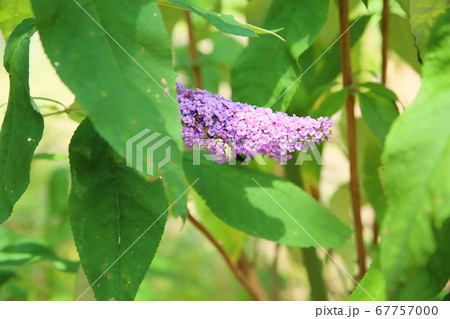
(187, 213), (267, 300)
(271, 244), (280, 300)
(236, 253), (267, 300)
(338, 0), (366, 280)
(184, 11), (203, 89)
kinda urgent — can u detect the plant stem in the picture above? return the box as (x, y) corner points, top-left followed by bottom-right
(184, 11), (203, 89)
(187, 213), (267, 300)
(338, 0), (366, 280)
(43, 107), (83, 117)
(32, 96), (67, 108)
(302, 247), (328, 300)
(271, 243), (280, 300)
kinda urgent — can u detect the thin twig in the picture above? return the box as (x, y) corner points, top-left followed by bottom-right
(338, 0), (366, 281)
(187, 213), (267, 300)
(32, 96), (67, 108)
(43, 107), (83, 117)
(184, 11), (203, 89)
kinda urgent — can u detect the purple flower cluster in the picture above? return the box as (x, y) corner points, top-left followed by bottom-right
(177, 83), (333, 163)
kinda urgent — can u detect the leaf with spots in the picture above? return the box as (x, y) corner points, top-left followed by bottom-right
(32, 0), (188, 218)
(69, 119), (168, 301)
(0, 18), (43, 223)
(183, 152), (351, 248)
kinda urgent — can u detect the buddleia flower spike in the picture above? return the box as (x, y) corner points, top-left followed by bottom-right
(177, 83), (333, 163)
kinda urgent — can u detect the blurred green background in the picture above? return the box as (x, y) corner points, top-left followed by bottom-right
(0, 0), (423, 300)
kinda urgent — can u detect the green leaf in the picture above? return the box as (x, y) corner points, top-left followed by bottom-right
(160, 0), (283, 40)
(0, 0), (33, 40)
(157, 0), (183, 36)
(245, 0), (273, 27)
(32, 0), (188, 218)
(269, 0), (329, 59)
(33, 153), (68, 160)
(67, 100), (87, 123)
(395, 219), (450, 300)
(231, 38), (300, 112)
(241, 23), (285, 41)
(231, 0), (329, 112)
(381, 9), (450, 299)
(328, 184), (356, 273)
(310, 88), (348, 119)
(389, 14), (422, 73)
(0, 227), (78, 272)
(165, 0), (256, 37)
(300, 14), (370, 90)
(174, 32), (244, 98)
(339, 111), (388, 229)
(69, 119), (169, 301)
(183, 153), (352, 248)
(396, 0), (409, 13)
(44, 168), (71, 246)
(0, 242), (78, 272)
(360, 82), (398, 102)
(409, 0), (450, 57)
(0, 269), (15, 287)
(351, 220), (450, 301)
(0, 18), (43, 223)
(289, 15), (370, 115)
(282, 0), (328, 59)
(348, 255), (386, 301)
(189, 189), (247, 261)
(359, 83), (399, 147)
(362, 138), (387, 224)
(48, 168), (69, 216)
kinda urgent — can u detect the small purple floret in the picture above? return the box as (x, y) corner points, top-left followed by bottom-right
(177, 83), (333, 164)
